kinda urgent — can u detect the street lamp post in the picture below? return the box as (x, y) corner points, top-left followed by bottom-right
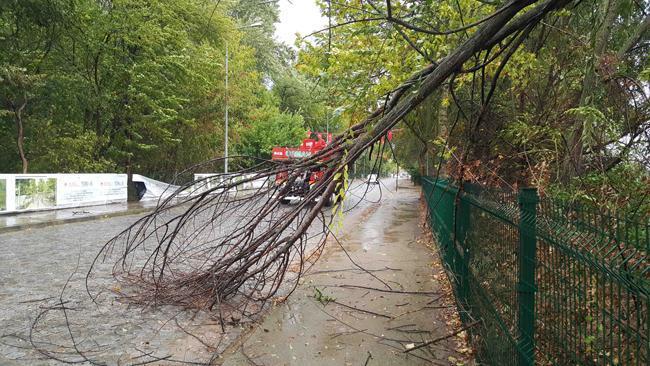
(225, 42), (229, 174)
(224, 22), (262, 174)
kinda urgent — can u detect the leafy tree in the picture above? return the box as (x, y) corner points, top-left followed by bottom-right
(0, 0), (289, 181)
(235, 103), (306, 166)
(297, 0), (649, 215)
(272, 72), (340, 131)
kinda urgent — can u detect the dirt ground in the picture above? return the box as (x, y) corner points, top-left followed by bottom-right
(219, 184), (474, 366)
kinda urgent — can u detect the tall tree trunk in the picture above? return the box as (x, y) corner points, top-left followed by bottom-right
(616, 15), (650, 59)
(418, 145), (427, 177)
(13, 101), (28, 174)
(126, 158), (138, 202)
(562, 0), (620, 182)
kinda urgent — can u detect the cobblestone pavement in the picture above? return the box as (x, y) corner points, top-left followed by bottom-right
(0, 211), (221, 365)
(0, 201), (158, 233)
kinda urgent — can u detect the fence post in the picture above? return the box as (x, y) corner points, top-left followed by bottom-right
(454, 182), (471, 314)
(517, 187), (538, 366)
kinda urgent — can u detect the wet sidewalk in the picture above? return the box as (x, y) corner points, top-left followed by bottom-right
(220, 185), (473, 366)
(0, 201), (158, 233)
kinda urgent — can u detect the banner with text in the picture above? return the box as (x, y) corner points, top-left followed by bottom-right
(0, 174), (127, 213)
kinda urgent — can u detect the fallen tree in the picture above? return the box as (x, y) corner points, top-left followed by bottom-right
(85, 0), (576, 319)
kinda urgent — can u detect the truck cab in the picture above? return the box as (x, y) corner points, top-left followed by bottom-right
(272, 132), (334, 206)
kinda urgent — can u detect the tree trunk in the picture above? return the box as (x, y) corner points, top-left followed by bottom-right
(13, 101), (28, 174)
(126, 157), (138, 202)
(418, 146), (427, 177)
(562, 0), (620, 182)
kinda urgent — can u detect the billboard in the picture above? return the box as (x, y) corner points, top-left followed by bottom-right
(0, 174), (128, 213)
(57, 174), (126, 205)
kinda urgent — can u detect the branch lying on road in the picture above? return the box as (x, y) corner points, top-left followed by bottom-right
(83, 0), (573, 335)
(404, 321), (480, 353)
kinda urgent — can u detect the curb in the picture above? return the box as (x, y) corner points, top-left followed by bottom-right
(0, 206), (157, 234)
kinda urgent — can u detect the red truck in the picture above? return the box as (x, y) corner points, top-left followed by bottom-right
(272, 131), (335, 206)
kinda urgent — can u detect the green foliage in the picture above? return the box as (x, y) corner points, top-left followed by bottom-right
(0, 178), (6, 210)
(331, 161), (349, 232)
(298, 0), (649, 216)
(313, 287), (335, 305)
(501, 118), (562, 147)
(0, 0), (647, 220)
(231, 0), (282, 77)
(36, 132), (116, 173)
(549, 162), (650, 217)
(639, 67), (650, 82)
(272, 73), (338, 131)
(564, 106), (609, 146)
(0, 0), (321, 177)
(235, 104), (306, 162)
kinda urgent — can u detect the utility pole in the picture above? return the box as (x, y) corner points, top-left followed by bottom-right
(224, 42), (229, 174)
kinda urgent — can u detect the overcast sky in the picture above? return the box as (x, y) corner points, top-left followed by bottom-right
(275, 0), (327, 47)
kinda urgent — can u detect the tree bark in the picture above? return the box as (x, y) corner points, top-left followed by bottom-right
(126, 158), (138, 202)
(562, 0), (620, 182)
(12, 100), (28, 174)
(617, 15), (650, 59)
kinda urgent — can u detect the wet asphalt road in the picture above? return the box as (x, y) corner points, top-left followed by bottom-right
(220, 184), (469, 366)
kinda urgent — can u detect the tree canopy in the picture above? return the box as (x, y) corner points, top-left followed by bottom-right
(0, 0), (323, 180)
(1, 0), (647, 215)
(296, 0), (649, 215)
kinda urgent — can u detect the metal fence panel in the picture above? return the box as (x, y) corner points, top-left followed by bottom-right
(421, 177), (648, 365)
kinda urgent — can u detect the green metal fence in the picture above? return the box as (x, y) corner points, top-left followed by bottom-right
(422, 177), (648, 365)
